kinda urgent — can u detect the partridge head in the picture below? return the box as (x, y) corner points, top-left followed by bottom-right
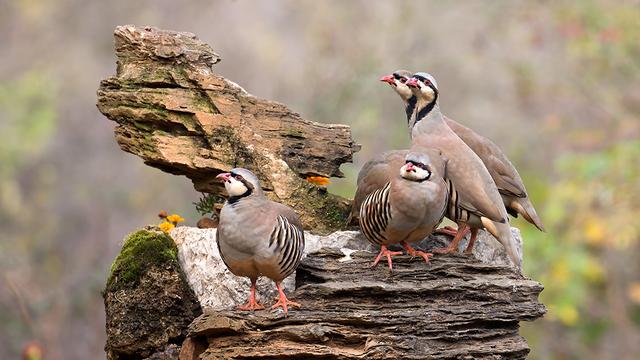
(381, 70), (416, 123)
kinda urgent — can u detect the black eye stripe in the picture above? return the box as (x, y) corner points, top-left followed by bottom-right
(407, 160), (427, 169)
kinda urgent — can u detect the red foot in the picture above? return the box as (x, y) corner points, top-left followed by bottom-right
(401, 241), (433, 264)
(271, 282), (301, 315)
(372, 245), (404, 270)
(237, 281), (265, 311)
(432, 224), (470, 254)
(434, 226), (459, 237)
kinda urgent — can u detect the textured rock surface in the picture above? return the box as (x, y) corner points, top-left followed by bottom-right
(96, 25), (359, 232)
(104, 229), (202, 360)
(171, 226), (523, 312)
(186, 249), (545, 359)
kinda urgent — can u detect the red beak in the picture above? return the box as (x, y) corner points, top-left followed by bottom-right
(406, 78), (418, 88)
(405, 163), (415, 171)
(216, 172), (231, 182)
(379, 75), (395, 85)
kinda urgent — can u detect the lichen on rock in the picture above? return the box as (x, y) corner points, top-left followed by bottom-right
(106, 229), (179, 292)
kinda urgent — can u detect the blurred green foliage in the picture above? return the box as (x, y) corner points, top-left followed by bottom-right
(0, 71), (56, 221)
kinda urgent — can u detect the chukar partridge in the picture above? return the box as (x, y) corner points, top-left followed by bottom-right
(406, 74), (521, 268)
(216, 168), (304, 314)
(359, 149), (448, 270)
(348, 149), (408, 224)
(382, 70), (544, 232)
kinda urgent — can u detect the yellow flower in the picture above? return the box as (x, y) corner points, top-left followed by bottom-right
(306, 176), (330, 186)
(159, 222), (175, 233)
(167, 214), (185, 224)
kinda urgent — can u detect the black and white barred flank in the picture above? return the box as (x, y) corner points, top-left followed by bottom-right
(359, 182), (392, 246)
(445, 178), (471, 224)
(269, 215), (305, 279)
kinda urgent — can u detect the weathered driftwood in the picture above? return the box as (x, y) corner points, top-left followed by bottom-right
(185, 249), (545, 359)
(96, 25), (359, 232)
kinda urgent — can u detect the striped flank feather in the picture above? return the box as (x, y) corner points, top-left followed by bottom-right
(359, 182), (392, 246)
(445, 178), (471, 224)
(269, 215), (305, 279)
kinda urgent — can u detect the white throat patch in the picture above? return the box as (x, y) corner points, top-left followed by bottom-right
(400, 164), (431, 182)
(394, 81), (413, 101)
(419, 84), (436, 103)
(224, 178), (249, 196)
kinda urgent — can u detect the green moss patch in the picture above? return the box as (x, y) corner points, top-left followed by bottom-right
(106, 229), (178, 292)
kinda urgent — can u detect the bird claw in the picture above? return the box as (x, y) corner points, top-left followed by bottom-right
(434, 226), (459, 238)
(372, 246), (404, 271)
(237, 301), (265, 311)
(404, 246), (433, 264)
(271, 297), (301, 315)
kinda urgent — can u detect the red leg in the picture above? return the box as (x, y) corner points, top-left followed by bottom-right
(401, 241), (433, 264)
(434, 226), (459, 237)
(271, 281), (301, 315)
(435, 225), (470, 238)
(463, 228), (479, 254)
(238, 279), (265, 311)
(432, 224), (469, 254)
(372, 245), (404, 270)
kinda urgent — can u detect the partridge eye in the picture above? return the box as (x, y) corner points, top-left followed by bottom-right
(235, 175), (243, 180)
(400, 78), (407, 83)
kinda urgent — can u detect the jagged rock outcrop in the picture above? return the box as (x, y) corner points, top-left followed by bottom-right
(96, 25), (360, 232)
(170, 226), (523, 312)
(185, 249), (544, 359)
(104, 225), (539, 359)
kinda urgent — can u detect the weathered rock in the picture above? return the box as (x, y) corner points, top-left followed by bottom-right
(187, 249), (545, 359)
(97, 25), (359, 233)
(170, 226), (523, 312)
(170, 226), (296, 311)
(104, 229), (202, 360)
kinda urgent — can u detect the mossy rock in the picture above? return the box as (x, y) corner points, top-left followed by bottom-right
(106, 229), (178, 292)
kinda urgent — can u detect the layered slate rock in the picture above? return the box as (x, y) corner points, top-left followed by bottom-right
(96, 25), (359, 232)
(185, 249), (545, 359)
(170, 226), (524, 314)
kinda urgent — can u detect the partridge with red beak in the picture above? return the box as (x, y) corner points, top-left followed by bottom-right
(216, 168), (305, 314)
(381, 70), (544, 233)
(358, 148), (448, 270)
(405, 74), (521, 268)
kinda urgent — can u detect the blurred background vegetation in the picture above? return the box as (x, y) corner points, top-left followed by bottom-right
(1, 0), (639, 359)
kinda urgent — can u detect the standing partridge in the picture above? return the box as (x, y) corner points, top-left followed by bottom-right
(381, 70), (544, 232)
(406, 74), (521, 268)
(216, 168), (305, 314)
(359, 149), (448, 270)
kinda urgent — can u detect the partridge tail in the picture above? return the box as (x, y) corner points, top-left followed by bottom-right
(511, 199), (545, 232)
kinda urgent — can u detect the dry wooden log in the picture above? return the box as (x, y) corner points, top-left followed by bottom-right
(185, 249), (545, 359)
(96, 25), (360, 232)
